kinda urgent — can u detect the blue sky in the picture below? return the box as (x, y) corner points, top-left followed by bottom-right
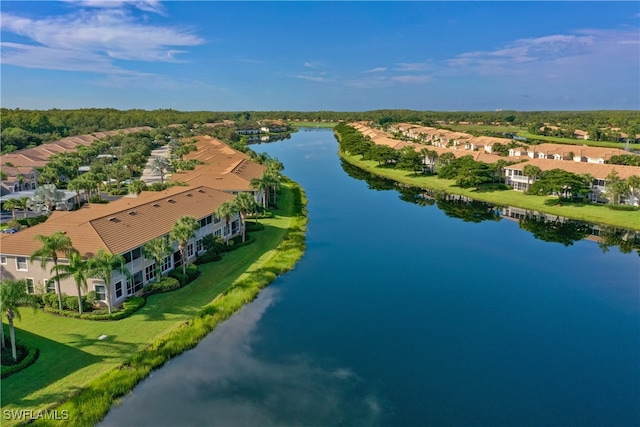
(1, 1), (639, 111)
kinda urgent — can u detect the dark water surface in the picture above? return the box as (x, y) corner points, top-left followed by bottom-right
(101, 129), (640, 427)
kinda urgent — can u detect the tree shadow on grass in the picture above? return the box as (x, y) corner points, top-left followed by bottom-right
(1, 327), (102, 409)
(543, 198), (590, 208)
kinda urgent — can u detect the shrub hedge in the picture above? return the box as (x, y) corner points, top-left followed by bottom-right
(42, 296), (145, 321)
(1, 343), (39, 379)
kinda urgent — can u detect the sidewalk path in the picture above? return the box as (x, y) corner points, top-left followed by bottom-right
(140, 145), (170, 184)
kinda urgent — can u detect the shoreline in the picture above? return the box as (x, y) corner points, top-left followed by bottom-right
(338, 152), (640, 231)
(3, 179), (308, 427)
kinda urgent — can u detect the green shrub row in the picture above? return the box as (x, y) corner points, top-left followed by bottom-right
(40, 292), (95, 312)
(16, 215), (48, 227)
(167, 263), (199, 286)
(35, 181), (308, 427)
(607, 204), (639, 211)
(143, 277), (181, 294)
(42, 296), (145, 321)
(1, 343), (39, 379)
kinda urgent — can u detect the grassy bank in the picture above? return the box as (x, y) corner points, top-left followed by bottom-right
(340, 152), (640, 230)
(1, 179), (307, 427)
(290, 121), (337, 128)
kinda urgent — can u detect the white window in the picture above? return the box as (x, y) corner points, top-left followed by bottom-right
(214, 228), (222, 237)
(196, 239), (203, 253)
(145, 264), (156, 282)
(187, 243), (194, 258)
(16, 257), (28, 271)
(25, 278), (34, 294)
(0, 256), (7, 265)
(46, 279), (56, 293)
(115, 281), (123, 299)
(95, 285), (106, 300)
(161, 255), (171, 273)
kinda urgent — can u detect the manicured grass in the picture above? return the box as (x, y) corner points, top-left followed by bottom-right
(1, 180), (307, 427)
(340, 153), (640, 231)
(445, 124), (640, 150)
(290, 121), (337, 128)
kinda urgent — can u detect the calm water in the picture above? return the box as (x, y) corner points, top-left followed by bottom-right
(102, 129), (640, 427)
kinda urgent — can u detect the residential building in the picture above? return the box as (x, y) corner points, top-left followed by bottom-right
(0, 185), (241, 307)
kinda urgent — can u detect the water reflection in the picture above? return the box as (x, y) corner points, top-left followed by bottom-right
(341, 159), (640, 254)
(100, 287), (384, 427)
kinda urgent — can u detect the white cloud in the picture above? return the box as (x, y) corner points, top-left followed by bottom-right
(0, 4), (204, 75)
(364, 67), (387, 73)
(445, 29), (638, 77)
(390, 75), (432, 84)
(64, 0), (167, 15)
(395, 62), (431, 72)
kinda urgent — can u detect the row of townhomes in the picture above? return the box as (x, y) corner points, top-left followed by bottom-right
(0, 133), (267, 309)
(353, 122), (640, 205)
(0, 127), (152, 196)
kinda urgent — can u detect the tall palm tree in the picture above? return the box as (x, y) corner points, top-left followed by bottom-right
(3, 198), (19, 220)
(249, 175), (269, 209)
(87, 249), (130, 315)
(50, 250), (90, 314)
(0, 279), (37, 361)
(143, 236), (172, 281)
(522, 164), (542, 189)
(216, 201), (236, 243)
(30, 232), (75, 310)
(233, 192), (257, 242)
(170, 216), (200, 275)
(16, 197), (30, 219)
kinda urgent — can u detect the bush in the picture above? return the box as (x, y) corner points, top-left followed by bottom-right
(194, 251), (222, 265)
(17, 215), (47, 227)
(168, 269), (189, 286)
(85, 290), (98, 307)
(1, 343), (39, 379)
(185, 263), (199, 280)
(144, 277), (180, 294)
(89, 195), (108, 204)
(607, 204), (639, 211)
(63, 294), (91, 312)
(109, 189), (127, 196)
(42, 296), (145, 321)
(42, 292), (59, 308)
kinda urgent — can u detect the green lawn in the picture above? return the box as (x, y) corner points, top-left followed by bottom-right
(290, 121), (337, 128)
(1, 182), (304, 426)
(340, 153), (640, 231)
(444, 123), (640, 150)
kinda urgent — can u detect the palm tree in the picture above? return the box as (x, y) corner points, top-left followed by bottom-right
(143, 236), (172, 281)
(216, 201), (237, 242)
(522, 164), (542, 188)
(30, 232), (75, 310)
(0, 279), (37, 361)
(249, 175), (269, 209)
(233, 192), (257, 242)
(170, 216), (200, 275)
(250, 171), (279, 208)
(16, 196), (30, 219)
(3, 198), (19, 220)
(50, 250), (90, 314)
(128, 179), (147, 196)
(87, 249), (130, 315)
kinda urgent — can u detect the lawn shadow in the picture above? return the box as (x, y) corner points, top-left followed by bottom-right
(543, 198), (589, 208)
(1, 327), (103, 409)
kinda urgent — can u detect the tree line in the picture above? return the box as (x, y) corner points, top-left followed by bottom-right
(3, 108), (639, 153)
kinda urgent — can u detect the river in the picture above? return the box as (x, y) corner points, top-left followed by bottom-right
(100, 128), (640, 427)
